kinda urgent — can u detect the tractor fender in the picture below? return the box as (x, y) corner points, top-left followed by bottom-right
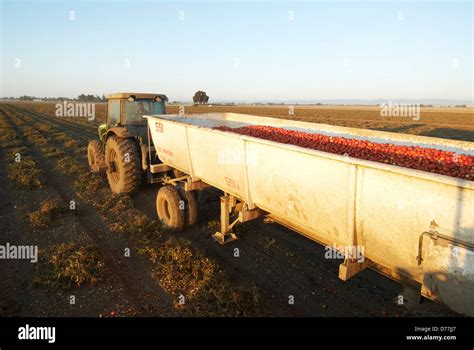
(106, 127), (136, 139)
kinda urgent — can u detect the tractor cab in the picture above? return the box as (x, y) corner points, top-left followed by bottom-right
(99, 92), (168, 142)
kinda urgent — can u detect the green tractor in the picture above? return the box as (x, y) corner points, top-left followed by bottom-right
(87, 92), (168, 195)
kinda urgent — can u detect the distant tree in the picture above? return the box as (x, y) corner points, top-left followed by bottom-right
(77, 94), (103, 102)
(193, 90), (209, 104)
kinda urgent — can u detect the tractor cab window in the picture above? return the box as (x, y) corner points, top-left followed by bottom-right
(123, 100), (165, 125)
(108, 100), (120, 126)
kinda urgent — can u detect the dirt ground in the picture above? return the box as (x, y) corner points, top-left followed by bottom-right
(0, 101), (466, 317)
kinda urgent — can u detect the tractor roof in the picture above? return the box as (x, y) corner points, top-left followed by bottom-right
(106, 92), (168, 101)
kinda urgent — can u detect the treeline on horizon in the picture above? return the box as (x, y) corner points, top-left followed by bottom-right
(1, 94), (106, 102)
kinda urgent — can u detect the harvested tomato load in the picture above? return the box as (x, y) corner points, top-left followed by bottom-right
(214, 125), (474, 180)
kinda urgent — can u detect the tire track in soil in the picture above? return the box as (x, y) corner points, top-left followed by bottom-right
(0, 107), (40, 316)
(0, 148), (31, 316)
(14, 103), (98, 135)
(5, 104), (97, 142)
(3, 109), (177, 317)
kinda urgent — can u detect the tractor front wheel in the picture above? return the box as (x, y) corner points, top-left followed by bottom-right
(105, 136), (141, 194)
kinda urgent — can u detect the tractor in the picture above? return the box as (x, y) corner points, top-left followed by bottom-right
(87, 92), (168, 195)
(87, 92), (198, 230)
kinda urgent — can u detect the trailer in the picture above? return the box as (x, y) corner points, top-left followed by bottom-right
(144, 112), (474, 316)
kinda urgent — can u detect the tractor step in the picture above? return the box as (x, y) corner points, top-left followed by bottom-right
(150, 163), (172, 174)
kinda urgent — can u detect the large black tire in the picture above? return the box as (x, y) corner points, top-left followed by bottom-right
(87, 140), (105, 173)
(105, 136), (141, 194)
(178, 188), (198, 227)
(156, 186), (185, 230)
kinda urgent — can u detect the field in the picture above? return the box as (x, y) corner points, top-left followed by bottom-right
(168, 104), (474, 142)
(0, 101), (470, 317)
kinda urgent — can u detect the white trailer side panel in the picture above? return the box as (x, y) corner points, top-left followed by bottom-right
(145, 113), (474, 315)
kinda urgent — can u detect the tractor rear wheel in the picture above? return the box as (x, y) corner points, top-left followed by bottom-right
(87, 140), (105, 173)
(156, 186), (185, 230)
(105, 136), (141, 194)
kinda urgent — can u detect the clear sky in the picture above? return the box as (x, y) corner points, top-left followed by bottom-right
(1, 0), (472, 102)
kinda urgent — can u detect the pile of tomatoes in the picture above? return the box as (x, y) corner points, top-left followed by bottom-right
(214, 125), (473, 180)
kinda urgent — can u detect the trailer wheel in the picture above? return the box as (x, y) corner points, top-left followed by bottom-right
(105, 136), (141, 194)
(156, 186), (185, 230)
(178, 188), (198, 227)
(87, 140), (105, 173)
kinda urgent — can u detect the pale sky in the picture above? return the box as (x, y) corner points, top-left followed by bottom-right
(1, 1), (472, 102)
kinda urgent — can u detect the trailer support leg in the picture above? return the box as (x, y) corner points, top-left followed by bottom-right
(213, 195), (238, 245)
(213, 194), (263, 245)
(338, 258), (370, 281)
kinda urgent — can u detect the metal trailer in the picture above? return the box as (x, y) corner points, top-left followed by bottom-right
(145, 112), (474, 316)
